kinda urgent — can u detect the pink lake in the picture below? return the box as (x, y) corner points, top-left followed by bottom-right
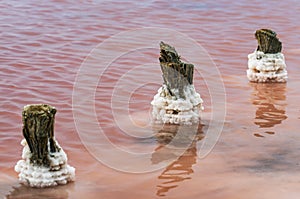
(1, 0), (300, 198)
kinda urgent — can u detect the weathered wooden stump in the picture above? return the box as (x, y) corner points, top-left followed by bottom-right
(152, 42), (203, 124)
(247, 29), (287, 83)
(22, 104), (60, 167)
(255, 29), (282, 54)
(16, 104), (75, 187)
(159, 41), (194, 99)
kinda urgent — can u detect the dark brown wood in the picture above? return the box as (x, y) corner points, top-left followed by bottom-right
(255, 29), (282, 54)
(22, 104), (60, 167)
(159, 41), (194, 99)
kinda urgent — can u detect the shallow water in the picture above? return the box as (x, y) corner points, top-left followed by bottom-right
(1, 0), (300, 198)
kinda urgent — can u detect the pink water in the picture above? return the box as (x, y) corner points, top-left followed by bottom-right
(1, 0), (300, 198)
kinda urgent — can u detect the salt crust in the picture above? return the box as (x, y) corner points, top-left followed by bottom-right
(247, 50), (287, 82)
(15, 139), (75, 188)
(151, 84), (203, 124)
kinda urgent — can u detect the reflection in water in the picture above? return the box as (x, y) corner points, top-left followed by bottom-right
(251, 83), (287, 135)
(151, 123), (204, 197)
(6, 183), (72, 199)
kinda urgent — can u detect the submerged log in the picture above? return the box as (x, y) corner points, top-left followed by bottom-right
(159, 41), (194, 99)
(255, 29), (282, 54)
(22, 104), (60, 167)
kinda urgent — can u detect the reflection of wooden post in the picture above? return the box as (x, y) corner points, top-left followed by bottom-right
(159, 41), (194, 99)
(22, 104), (59, 167)
(255, 29), (282, 54)
(152, 123), (205, 197)
(251, 83), (287, 128)
(154, 123), (204, 146)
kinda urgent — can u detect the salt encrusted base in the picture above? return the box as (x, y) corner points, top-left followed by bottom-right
(15, 139), (75, 188)
(151, 84), (203, 124)
(247, 50), (287, 82)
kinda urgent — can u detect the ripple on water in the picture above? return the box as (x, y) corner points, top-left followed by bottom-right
(1, 0), (300, 198)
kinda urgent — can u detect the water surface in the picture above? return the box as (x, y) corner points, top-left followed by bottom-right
(1, 0), (300, 198)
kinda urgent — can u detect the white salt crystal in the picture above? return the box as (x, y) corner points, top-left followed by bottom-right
(151, 84), (203, 125)
(15, 139), (75, 188)
(247, 50), (288, 83)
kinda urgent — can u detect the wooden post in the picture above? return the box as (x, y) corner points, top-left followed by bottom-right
(159, 41), (194, 99)
(255, 29), (282, 54)
(22, 104), (60, 167)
